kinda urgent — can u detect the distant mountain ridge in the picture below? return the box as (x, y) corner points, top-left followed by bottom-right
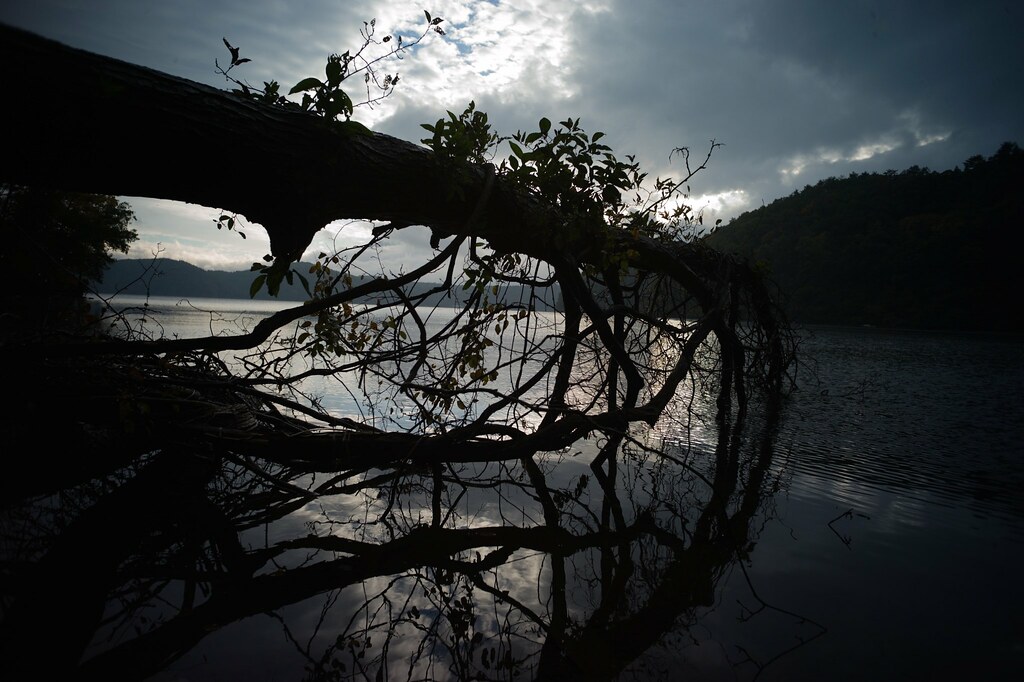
(98, 258), (313, 301)
(704, 142), (1024, 331)
(97, 258), (562, 310)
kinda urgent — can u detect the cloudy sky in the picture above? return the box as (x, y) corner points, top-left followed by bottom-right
(2, 0), (1021, 271)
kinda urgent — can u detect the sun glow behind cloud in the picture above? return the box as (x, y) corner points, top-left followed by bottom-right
(353, 0), (611, 128)
(691, 188), (750, 221)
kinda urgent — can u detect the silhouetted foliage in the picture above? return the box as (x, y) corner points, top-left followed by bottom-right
(0, 183), (136, 334)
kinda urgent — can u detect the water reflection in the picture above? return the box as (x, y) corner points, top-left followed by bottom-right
(0, 395), (813, 680)
(9, 300), (1021, 679)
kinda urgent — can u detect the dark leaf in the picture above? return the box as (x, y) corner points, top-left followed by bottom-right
(266, 270), (283, 296)
(326, 59), (343, 87)
(289, 77), (323, 95)
(249, 274), (267, 299)
(222, 38), (239, 64)
(424, 10), (432, 23)
(323, 91), (354, 120)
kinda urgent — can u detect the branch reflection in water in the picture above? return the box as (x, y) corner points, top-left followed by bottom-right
(0, 382), (817, 680)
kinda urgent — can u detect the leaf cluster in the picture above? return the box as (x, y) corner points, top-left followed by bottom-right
(420, 101), (498, 166)
(420, 103), (721, 275)
(503, 117), (639, 223)
(249, 253), (311, 299)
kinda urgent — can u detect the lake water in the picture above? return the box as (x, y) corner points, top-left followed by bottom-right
(4, 296), (1023, 680)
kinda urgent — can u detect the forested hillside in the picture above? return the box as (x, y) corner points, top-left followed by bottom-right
(705, 142), (1023, 331)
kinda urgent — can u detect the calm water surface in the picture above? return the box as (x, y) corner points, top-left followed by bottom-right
(711, 325), (1024, 680)
(50, 298), (1024, 677)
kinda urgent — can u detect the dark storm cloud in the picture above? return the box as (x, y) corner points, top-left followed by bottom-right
(736, 1), (1024, 148)
(566, 0), (1024, 219)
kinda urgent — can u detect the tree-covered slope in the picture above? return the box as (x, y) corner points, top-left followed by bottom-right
(705, 142), (1024, 331)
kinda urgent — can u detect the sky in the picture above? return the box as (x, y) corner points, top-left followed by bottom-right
(2, 0), (1022, 271)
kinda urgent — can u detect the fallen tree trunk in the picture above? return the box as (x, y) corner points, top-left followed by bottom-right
(1, 24), (581, 264)
(1, 24), (720, 302)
